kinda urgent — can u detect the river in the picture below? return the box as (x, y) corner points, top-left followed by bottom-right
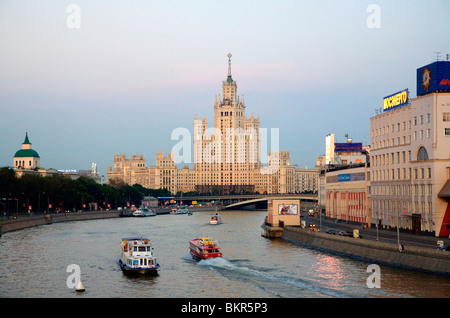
(0, 210), (449, 298)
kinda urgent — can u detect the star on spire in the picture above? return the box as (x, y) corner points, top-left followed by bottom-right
(227, 53), (233, 83)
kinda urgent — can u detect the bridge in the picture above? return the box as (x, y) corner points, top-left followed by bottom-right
(158, 194), (318, 211)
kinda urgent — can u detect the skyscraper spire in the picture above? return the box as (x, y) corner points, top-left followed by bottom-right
(227, 53), (233, 83)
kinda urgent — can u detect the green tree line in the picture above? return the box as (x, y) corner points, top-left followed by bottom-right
(0, 167), (170, 215)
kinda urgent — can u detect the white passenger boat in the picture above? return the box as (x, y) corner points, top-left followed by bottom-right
(133, 208), (156, 217)
(119, 238), (160, 275)
(174, 206), (190, 214)
(210, 213), (222, 225)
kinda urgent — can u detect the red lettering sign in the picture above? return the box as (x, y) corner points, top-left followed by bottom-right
(439, 79), (450, 86)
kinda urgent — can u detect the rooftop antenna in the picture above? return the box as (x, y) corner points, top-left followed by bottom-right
(433, 51), (441, 61)
(447, 54), (449, 61)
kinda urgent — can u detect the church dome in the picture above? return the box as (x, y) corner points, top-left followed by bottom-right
(14, 148), (40, 158)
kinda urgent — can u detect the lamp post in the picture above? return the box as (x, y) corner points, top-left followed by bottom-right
(397, 209), (403, 252)
(376, 214), (379, 241)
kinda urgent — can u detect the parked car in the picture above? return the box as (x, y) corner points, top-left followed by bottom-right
(326, 229), (337, 235)
(338, 230), (353, 237)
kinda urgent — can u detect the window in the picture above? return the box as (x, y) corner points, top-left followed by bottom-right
(418, 146), (429, 161)
(427, 128), (430, 138)
(427, 113), (431, 123)
(443, 112), (450, 122)
(413, 117), (417, 126)
(445, 128), (450, 136)
(420, 115), (424, 124)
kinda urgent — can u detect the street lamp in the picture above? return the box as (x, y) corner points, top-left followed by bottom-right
(397, 209), (403, 252)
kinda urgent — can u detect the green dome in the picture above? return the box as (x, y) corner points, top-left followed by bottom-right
(14, 149), (40, 158)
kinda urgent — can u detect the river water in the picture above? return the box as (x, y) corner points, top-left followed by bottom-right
(0, 210), (449, 298)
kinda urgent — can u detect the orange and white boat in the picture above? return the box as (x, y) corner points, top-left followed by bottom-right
(189, 237), (222, 260)
(210, 213), (222, 225)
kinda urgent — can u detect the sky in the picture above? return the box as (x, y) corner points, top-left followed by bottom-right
(1, 0), (450, 177)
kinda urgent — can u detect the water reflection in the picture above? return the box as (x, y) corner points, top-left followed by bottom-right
(315, 255), (346, 289)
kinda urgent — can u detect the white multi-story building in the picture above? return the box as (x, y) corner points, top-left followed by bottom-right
(370, 61), (450, 237)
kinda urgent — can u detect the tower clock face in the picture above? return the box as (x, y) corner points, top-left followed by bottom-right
(422, 67), (431, 91)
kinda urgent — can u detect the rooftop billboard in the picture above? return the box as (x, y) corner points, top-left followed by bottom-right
(383, 89), (409, 112)
(417, 61), (450, 96)
(334, 142), (363, 152)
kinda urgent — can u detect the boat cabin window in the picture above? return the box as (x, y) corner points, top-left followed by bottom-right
(138, 246), (146, 252)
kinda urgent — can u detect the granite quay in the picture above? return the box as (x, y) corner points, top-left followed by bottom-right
(280, 221), (450, 276)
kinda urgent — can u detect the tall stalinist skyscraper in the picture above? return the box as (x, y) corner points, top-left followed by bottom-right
(194, 53), (260, 194)
(108, 54), (314, 195)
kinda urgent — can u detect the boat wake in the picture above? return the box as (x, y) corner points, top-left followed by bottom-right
(196, 257), (352, 298)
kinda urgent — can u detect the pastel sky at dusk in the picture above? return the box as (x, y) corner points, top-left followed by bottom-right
(1, 0), (450, 177)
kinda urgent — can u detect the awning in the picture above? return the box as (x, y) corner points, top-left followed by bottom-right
(438, 179), (450, 199)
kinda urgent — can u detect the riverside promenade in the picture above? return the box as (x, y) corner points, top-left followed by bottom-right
(0, 210), (120, 235)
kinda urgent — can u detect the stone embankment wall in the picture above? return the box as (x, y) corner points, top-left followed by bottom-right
(282, 226), (450, 276)
(0, 211), (119, 235)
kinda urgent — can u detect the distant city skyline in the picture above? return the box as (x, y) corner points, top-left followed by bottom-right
(1, 1), (450, 177)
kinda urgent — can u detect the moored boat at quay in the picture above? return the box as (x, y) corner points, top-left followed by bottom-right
(133, 208), (156, 217)
(173, 206), (190, 214)
(119, 238), (160, 275)
(189, 237), (222, 260)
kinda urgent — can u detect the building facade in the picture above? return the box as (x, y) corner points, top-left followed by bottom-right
(325, 165), (370, 224)
(370, 61), (450, 237)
